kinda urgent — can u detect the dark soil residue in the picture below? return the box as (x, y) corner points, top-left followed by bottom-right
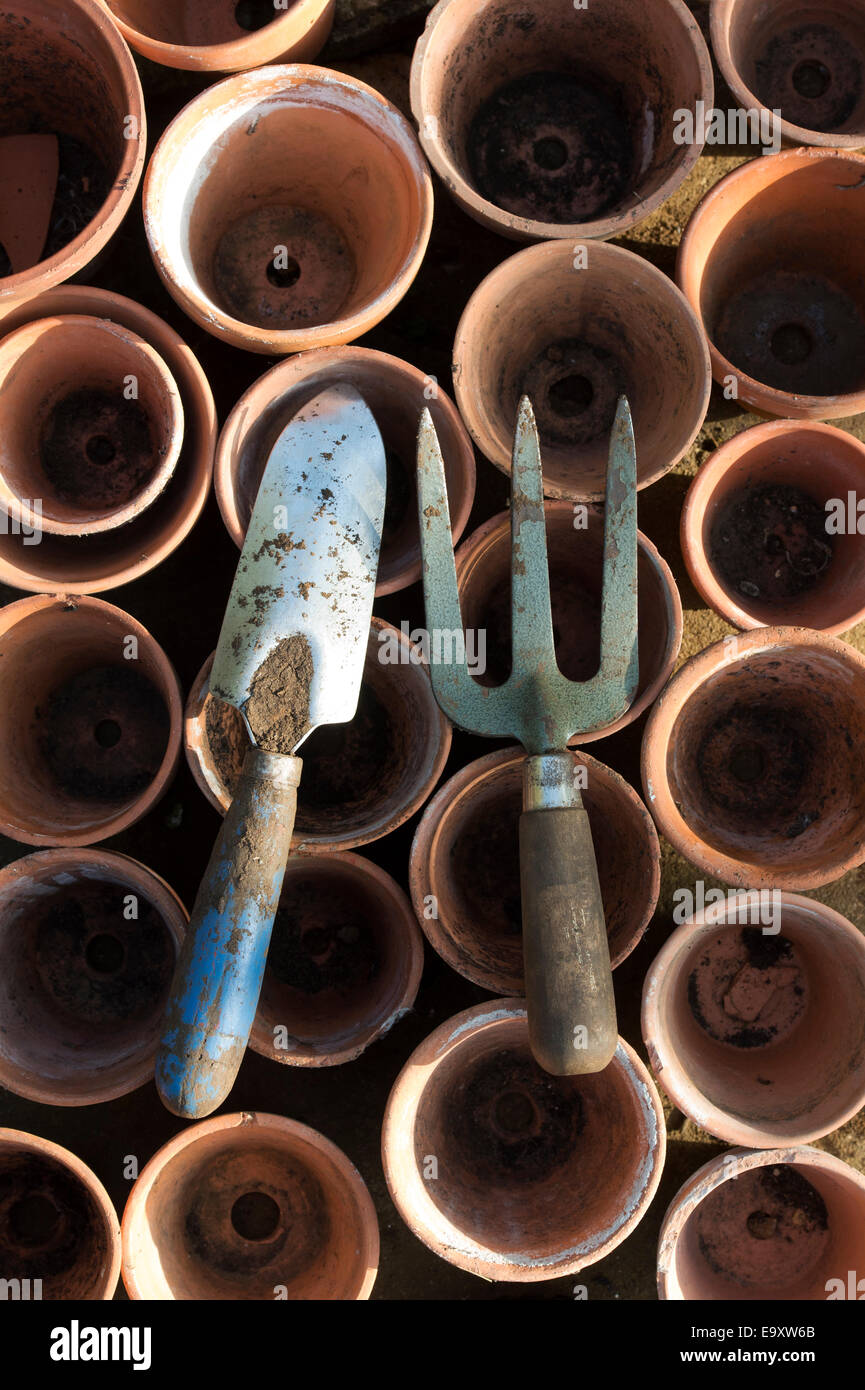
(686, 929), (806, 1050)
(754, 23), (863, 133)
(695, 1164), (829, 1290)
(450, 798), (523, 937)
(244, 634), (314, 755)
(709, 483), (832, 604)
(36, 665), (170, 802)
(0, 1153), (100, 1292)
(40, 389), (157, 511)
(695, 702), (817, 835)
(267, 878), (379, 996)
(205, 694), (251, 797)
(468, 71), (633, 224)
(0, 135), (111, 277)
(297, 683), (394, 823)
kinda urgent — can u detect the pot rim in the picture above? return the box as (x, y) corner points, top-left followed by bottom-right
(676, 147), (865, 418)
(642, 891), (865, 1146)
(120, 1110), (379, 1300)
(0, 1124), (121, 1299)
(680, 418), (865, 636)
(411, 0), (714, 242)
(452, 239), (712, 497)
(0, 0), (145, 305)
(641, 624), (865, 889)
(657, 1143), (865, 1300)
(106, 0), (334, 73)
(454, 499), (683, 741)
(381, 998), (666, 1282)
(143, 65), (434, 354)
(409, 743), (660, 992)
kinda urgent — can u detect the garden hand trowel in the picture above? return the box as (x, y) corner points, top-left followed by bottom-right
(156, 383), (386, 1119)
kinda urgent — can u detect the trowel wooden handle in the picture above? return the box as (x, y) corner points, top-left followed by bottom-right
(519, 755), (618, 1075)
(156, 746), (301, 1119)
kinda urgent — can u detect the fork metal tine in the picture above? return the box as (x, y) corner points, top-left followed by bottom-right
(599, 395), (639, 705)
(510, 396), (557, 672)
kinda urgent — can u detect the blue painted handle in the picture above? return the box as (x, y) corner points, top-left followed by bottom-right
(156, 746), (301, 1118)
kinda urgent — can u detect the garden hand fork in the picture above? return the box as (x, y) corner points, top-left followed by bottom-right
(417, 395), (638, 1074)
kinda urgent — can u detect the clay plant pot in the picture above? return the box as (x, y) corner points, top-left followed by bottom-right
(382, 1000), (665, 1281)
(0, 1128), (120, 1299)
(0, 0), (145, 318)
(642, 626), (865, 890)
(0, 849), (186, 1106)
(0, 286), (216, 594)
(144, 66), (433, 356)
(678, 148), (865, 419)
(658, 1147), (865, 1300)
(0, 315), (184, 537)
(711, 0), (865, 149)
(249, 851), (423, 1067)
(455, 501), (682, 741)
(122, 1112), (379, 1299)
(682, 420), (865, 636)
(643, 894), (865, 1147)
(216, 346), (475, 595)
(185, 618), (451, 849)
(0, 595), (182, 847)
(103, 0), (335, 73)
(453, 241), (711, 500)
(410, 746), (659, 995)
(411, 0), (712, 242)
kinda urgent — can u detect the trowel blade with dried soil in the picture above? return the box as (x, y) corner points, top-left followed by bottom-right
(157, 384), (386, 1120)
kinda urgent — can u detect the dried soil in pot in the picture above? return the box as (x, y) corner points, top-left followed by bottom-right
(709, 484), (831, 607)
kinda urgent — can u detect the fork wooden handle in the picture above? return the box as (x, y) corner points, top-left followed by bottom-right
(519, 754), (618, 1075)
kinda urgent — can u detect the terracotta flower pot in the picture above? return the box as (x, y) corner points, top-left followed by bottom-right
(682, 420), (865, 636)
(0, 314), (183, 537)
(0, 595), (183, 847)
(410, 746), (659, 995)
(216, 346), (475, 594)
(122, 1112), (379, 1299)
(453, 241), (711, 500)
(658, 1147), (865, 1300)
(103, 0), (335, 72)
(677, 148), (865, 419)
(0, 849), (186, 1105)
(0, 286), (216, 594)
(455, 501), (682, 741)
(711, 0), (865, 149)
(249, 851), (423, 1067)
(185, 618), (451, 849)
(0, 1128), (120, 1299)
(411, 0), (712, 242)
(382, 1000), (665, 1281)
(642, 626), (865, 890)
(0, 0), (145, 319)
(144, 66), (433, 356)
(643, 894), (865, 1147)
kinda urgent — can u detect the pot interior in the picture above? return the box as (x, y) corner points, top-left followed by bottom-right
(107, 0), (284, 47)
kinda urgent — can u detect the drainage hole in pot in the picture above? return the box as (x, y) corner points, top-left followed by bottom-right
(84, 434), (117, 466)
(493, 1091), (536, 1135)
(84, 932), (125, 975)
(549, 374), (594, 417)
(266, 256), (301, 290)
(533, 137), (568, 171)
(230, 1192), (281, 1241)
(6, 1194), (62, 1248)
(94, 719), (122, 749)
(235, 0), (277, 30)
(729, 741), (767, 783)
(747, 1210), (778, 1240)
(792, 60), (832, 99)
(770, 323), (813, 366)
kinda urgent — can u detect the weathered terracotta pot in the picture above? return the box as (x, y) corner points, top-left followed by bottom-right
(0, 314), (183, 537)
(0, 286), (216, 594)
(0, 0), (145, 319)
(410, 746), (659, 995)
(0, 1128), (120, 1299)
(185, 618), (451, 849)
(658, 1147), (865, 1300)
(0, 850), (185, 1105)
(411, 0), (712, 242)
(455, 501), (682, 741)
(144, 66), (433, 355)
(382, 1000), (665, 1281)
(642, 626), (865, 890)
(643, 894), (865, 1147)
(103, 0), (335, 72)
(0, 595), (183, 847)
(682, 420), (865, 636)
(453, 241), (711, 500)
(122, 1112), (379, 1299)
(677, 148), (865, 418)
(711, 0), (865, 148)
(216, 346), (475, 594)
(249, 851), (423, 1067)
